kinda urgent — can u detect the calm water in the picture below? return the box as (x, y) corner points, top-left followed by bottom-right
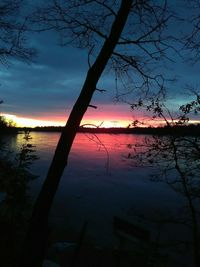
(7, 132), (197, 266)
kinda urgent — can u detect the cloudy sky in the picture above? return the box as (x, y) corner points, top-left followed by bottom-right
(1, 29), (135, 127)
(1, 1), (200, 127)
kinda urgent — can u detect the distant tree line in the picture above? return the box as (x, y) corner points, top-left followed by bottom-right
(27, 124), (200, 136)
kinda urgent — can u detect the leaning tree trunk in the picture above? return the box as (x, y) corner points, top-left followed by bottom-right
(19, 1), (133, 266)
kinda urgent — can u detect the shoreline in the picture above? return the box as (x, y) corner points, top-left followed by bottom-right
(16, 124), (200, 136)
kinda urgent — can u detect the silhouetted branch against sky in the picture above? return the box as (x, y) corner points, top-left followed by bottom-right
(0, 0), (35, 66)
(32, 0), (177, 97)
(184, 0), (200, 61)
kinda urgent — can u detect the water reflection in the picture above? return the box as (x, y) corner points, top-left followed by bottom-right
(127, 135), (200, 267)
(6, 132), (198, 266)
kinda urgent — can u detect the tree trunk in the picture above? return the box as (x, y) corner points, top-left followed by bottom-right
(19, 1), (133, 267)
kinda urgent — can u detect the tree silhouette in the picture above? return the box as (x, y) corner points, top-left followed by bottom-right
(0, 0), (35, 125)
(19, 1), (178, 266)
(0, 0), (35, 65)
(129, 94), (200, 266)
(184, 0), (200, 62)
(0, 131), (38, 267)
(0, 1), (36, 265)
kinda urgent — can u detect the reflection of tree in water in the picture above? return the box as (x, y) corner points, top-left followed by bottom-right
(0, 131), (38, 267)
(127, 97), (200, 267)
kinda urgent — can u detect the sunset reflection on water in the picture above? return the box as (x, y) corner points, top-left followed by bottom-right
(9, 131), (193, 266)
(15, 132), (145, 171)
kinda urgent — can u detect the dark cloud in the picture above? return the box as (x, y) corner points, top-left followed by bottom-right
(0, 29), (121, 120)
(0, 31), (90, 118)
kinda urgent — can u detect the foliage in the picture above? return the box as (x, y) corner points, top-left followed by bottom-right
(0, 131), (38, 221)
(0, 115), (16, 129)
(0, 100), (16, 130)
(0, 115), (8, 129)
(130, 90), (200, 127)
(128, 94), (200, 266)
(0, 131), (38, 266)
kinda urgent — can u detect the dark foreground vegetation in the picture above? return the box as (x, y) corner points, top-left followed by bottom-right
(0, 129), (38, 267)
(0, 116), (17, 134)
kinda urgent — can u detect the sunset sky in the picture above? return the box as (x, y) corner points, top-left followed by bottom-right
(0, 31), (136, 128)
(0, 1), (200, 128)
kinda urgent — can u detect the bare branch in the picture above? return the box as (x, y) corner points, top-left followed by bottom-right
(88, 104), (97, 109)
(32, 0), (177, 97)
(0, 0), (35, 65)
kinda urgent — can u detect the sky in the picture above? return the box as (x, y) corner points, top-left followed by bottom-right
(0, 1), (200, 128)
(0, 31), (135, 127)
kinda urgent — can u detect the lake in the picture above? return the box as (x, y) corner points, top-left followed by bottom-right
(6, 132), (198, 266)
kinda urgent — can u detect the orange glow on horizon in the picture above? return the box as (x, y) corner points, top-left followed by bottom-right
(2, 113), (132, 128)
(3, 113), (200, 128)
(2, 114), (63, 128)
